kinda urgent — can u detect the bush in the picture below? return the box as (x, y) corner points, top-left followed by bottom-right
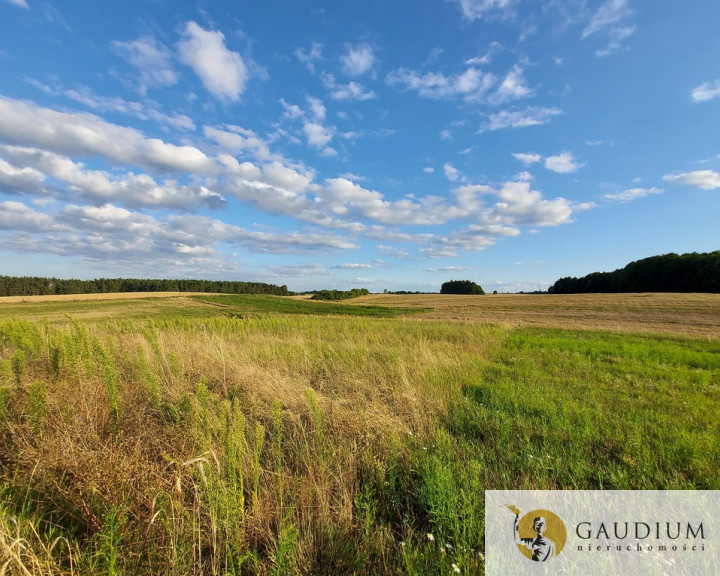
(440, 280), (484, 295)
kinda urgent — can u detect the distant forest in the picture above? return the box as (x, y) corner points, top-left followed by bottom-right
(549, 251), (720, 294)
(0, 276), (290, 297)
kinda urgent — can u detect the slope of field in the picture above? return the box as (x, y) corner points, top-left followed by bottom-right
(0, 293), (718, 574)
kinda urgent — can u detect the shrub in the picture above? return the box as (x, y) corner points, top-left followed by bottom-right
(440, 280), (485, 295)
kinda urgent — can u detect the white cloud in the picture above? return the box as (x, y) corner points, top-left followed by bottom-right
(62, 86), (194, 130)
(340, 43), (375, 76)
(544, 151), (585, 173)
(306, 95), (326, 121)
(4, 0), (29, 8)
(513, 152), (542, 165)
(582, 0), (629, 37)
(426, 265), (473, 272)
(322, 75), (376, 101)
(484, 106), (562, 131)
(295, 42), (323, 73)
(604, 187), (663, 202)
(303, 122), (334, 149)
(280, 98), (303, 119)
(423, 167), (435, 174)
(269, 264), (330, 277)
(692, 80), (720, 102)
(177, 21), (248, 102)
(112, 35), (178, 93)
(663, 170), (720, 190)
(491, 64), (532, 104)
(386, 67), (496, 101)
(0, 201), (52, 230)
(595, 26), (635, 57)
(582, 0), (635, 56)
(443, 163), (463, 182)
(204, 125), (274, 161)
(465, 41), (502, 66)
(333, 263), (373, 269)
(0, 97), (216, 175)
(0, 155), (46, 195)
(2, 146), (225, 209)
(451, 0), (518, 21)
(491, 180), (575, 226)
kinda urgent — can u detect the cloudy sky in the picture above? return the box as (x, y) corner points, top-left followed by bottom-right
(0, 1), (718, 292)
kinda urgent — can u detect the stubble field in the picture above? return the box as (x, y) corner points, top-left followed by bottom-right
(0, 292), (718, 575)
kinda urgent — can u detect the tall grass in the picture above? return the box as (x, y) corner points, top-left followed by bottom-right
(0, 296), (717, 574)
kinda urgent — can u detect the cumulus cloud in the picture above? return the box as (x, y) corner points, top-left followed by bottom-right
(0, 97), (215, 174)
(513, 151), (584, 173)
(112, 35), (178, 93)
(340, 43), (375, 76)
(0, 201), (53, 230)
(0, 156), (46, 195)
(177, 21), (248, 102)
(491, 64), (532, 104)
(322, 74), (376, 101)
(303, 122), (334, 150)
(443, 163), (464, 182)
(692, 80), (720, 102)
(491, 180), (575, 226)
(484, 106), (562, 131)
(0, 200), (358, 277)
(513, 152), (542, 165)
(2, 146), (225, 209)
(204, 125), (274, 161)
(386, 66), (496, 101)
(604, 187), (663, 202)
(544, 152), (585, 173)
(663, 170), (720, 190)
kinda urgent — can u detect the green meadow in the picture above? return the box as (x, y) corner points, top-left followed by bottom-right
(0, 294), (718, 575)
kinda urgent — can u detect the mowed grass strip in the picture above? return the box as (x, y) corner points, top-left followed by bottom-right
(0, 294), (717, 574)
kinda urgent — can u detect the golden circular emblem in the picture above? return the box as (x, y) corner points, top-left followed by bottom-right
(512, 508), (567, 562)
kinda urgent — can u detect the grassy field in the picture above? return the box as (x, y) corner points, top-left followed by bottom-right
(0, 293), (718, 575)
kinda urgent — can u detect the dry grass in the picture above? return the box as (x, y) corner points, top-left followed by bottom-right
(0, 291), (204, 304)
(351, 293), (720, 338)
(0, 292), (718, 574)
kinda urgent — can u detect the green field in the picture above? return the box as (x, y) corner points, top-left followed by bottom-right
(0, 294), (718, 575)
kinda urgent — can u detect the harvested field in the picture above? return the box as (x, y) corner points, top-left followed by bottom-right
(351, 292), (720, 338)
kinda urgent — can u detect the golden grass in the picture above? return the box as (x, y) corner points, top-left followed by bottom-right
(0, 292), (203, 304)
(0, 292), (718, 574)
(351, 292), (720, 338)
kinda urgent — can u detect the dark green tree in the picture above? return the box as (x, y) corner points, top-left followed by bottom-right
(440, 280), (485, 295)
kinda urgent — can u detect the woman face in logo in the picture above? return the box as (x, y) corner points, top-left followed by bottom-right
(533, 517), (547, 536)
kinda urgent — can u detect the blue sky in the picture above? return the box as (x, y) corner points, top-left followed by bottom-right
(0, 0), (718, 292)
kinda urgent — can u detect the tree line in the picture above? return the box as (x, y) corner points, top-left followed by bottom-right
(549, 251), (720, 294)
(0, 276), (290, 297)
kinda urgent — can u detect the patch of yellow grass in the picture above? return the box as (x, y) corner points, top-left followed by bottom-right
(351, 293), (720, 338)
(0, 291), (203, 304)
